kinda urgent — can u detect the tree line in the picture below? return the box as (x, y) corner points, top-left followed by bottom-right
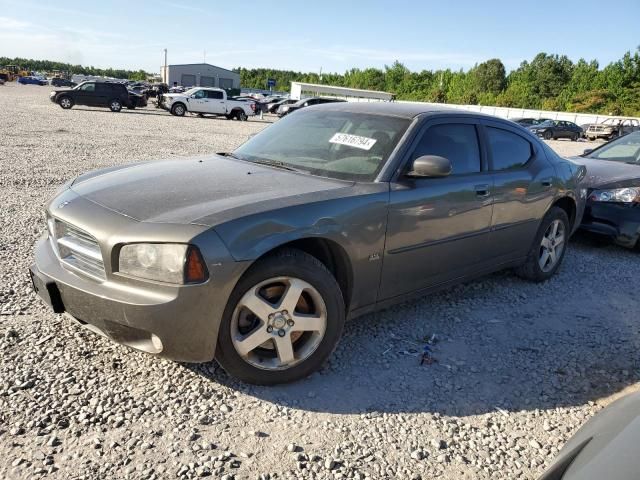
(235, 49), (640, 116)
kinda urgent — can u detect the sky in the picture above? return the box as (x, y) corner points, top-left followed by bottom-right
(1, 0), (639, 75)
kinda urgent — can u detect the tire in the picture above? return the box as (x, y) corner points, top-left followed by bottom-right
(571, 133), (578, 142)
(216, 248), (346, 385)
(543, 130), (553, 140)
(516, 206), (570, 282)
(234, 110), (248, 121)
(171, 103), (186, 116)
(109, 99), (122, 112)
(58, 96), (73, 109)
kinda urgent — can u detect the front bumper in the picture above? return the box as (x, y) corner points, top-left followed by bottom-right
(31, 189), (249, 362)
(580, 201), (640, 249)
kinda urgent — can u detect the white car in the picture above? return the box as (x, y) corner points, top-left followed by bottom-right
(159, 87), (256, 120)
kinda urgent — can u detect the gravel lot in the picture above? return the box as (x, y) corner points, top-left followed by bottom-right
(1, 84), (639, 480)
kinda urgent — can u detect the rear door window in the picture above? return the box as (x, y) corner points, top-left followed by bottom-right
(206, 90), (223, 99)
(486, 127), (532, 171)
(413, 124), (481, 175)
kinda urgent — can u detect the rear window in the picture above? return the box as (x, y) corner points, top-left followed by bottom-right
(487, 127), (532, 171)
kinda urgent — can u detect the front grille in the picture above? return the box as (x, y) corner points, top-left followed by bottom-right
(52, 219), (106, 281)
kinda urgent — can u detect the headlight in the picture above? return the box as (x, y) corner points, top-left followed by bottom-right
(118, 243), (208, 284)
(589, 187), (640, 203)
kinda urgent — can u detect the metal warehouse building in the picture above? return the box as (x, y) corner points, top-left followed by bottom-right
(162, 63), (240, 89)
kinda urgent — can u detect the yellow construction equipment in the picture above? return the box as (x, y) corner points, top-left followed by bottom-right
(0, 65), (31, 81)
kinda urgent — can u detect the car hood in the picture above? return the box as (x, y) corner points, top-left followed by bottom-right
(539, 392), (640, 480)
(569, 157), (640, 189)
(69, 156), (353, 226)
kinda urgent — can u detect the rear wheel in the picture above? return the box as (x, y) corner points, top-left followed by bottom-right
(216, 249), (345, 385)
(109, 99), (122, 112)
(234, 110), (248, 121)
(58, 96), (73, 109)
(516, 207), (569, 282)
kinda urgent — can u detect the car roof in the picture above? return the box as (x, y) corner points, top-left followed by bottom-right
(306, 101), (489, 119)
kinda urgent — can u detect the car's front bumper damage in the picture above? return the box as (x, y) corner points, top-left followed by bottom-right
(580, 201), (640, 249)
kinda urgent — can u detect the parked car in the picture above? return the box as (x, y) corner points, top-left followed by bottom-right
(159, 87), (256, 120)
(570, 131), (640, 249)
(18, 76), (47, 86)
(50, 77), (76, 88)
(30, 103), (585, 384)
(586, 118), (640, 141)
(528, 120), (583, 141)
(539, 391), (640, 480)
(128, 85), (150, 97)
(512, 117), (551, 127)
(50, 81), (132, 112)
(277, 97), (346, 117)
(269, 98), (296, 114)
(128, 91), (148, 109)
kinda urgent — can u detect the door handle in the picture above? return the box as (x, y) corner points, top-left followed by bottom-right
(475, 184), (490, 197)
(541, 178), (553, 188)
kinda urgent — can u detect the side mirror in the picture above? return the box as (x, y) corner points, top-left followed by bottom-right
(407, 155), (452, 178)
(582, 148), (593, 156)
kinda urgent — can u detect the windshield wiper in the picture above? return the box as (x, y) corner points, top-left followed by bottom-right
(250, 159), (306, 173)
(218, 152), (243, 160)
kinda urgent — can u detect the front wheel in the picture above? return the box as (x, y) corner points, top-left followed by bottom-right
(171, 103), (186, 116)
(516, 206), (569, 282)
(543, 130), (553, 140)
(571, 133), (579, 141)
(216, 249), (345, 385)
(109, 99), (122, 112)
(58, 96), (73, 109)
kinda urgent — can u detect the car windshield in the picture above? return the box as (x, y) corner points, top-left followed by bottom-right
(537, 120), (555, 127)
(233, 109), (411, 181)
(182, 88), (199, 96)
(586, 133), (640, 163)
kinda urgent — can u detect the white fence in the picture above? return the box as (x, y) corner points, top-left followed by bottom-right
(398, 101), (640, 125)
(336, 93), (640, 125)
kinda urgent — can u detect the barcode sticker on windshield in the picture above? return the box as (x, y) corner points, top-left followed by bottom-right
(329, 133), (377, 150)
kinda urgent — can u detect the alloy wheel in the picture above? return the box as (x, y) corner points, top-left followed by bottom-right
(539, 219), (565, 272)
(230, 276), (327, 371)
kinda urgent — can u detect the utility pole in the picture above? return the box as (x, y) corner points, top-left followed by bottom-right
(163, 48), (167, 83)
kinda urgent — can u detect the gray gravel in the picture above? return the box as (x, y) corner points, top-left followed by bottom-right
(1, 84), (639, 480)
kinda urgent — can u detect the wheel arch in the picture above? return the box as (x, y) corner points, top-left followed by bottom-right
(550, 195), (577, 229)
(239, 237), (354, 313)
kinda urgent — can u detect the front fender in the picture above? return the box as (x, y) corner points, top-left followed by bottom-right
(213, 188), (390, 310)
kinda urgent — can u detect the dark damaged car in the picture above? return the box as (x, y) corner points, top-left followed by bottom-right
(571, 132), (640, 249)
(30, 103), (586, 384)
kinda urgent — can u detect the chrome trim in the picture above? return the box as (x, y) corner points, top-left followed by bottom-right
(53, 219), (106, 281)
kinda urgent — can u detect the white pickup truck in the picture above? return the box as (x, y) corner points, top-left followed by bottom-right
(159, 87), (256, 120)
